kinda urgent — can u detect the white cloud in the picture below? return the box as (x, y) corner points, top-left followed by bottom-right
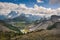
(0, 2), (18, 15)
(0, 2), (60, 18)
(37, 0), (44, 3)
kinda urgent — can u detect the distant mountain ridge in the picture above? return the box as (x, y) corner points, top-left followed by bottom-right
(0, 13), (60, 33)
(7, 11), (20, 19)
(0, 11), (42, 22)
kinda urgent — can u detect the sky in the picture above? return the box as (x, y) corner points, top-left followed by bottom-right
(0, 0), (60, 18)
(0, 0), (60, 8)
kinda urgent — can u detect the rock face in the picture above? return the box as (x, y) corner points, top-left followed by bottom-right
(28, 15), (60, 32)
(55, 22), (60, 29)
(51, 15), (60, 22)
(49, 22), (60, 35)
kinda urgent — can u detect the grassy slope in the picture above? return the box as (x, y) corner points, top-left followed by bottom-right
(13, 22), (31, 29)
(11, 30), (60, 40)
(0, 20), (22, 33)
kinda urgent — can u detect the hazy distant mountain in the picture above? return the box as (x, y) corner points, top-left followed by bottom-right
(0, 11), (56, 22)
(12, 13), (41, 23)
(25, 14), (41, 22)
(0, 15), (7, 20)
(12, 13), (26, 22)
(7, 11), (20, 19)
(0, 11), (42, 22)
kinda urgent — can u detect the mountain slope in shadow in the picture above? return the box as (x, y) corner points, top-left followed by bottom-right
(0, 20), (22, 34)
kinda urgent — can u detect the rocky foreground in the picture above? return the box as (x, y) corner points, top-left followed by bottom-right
(11, 30), (60, 40)
(0, 30), (60, 40)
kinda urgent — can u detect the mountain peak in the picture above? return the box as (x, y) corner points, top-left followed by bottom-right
(7, 11), (19, 18)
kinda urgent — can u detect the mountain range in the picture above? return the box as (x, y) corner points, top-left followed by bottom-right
(0, 11), (47, 22)
(0, 14), (60, 33)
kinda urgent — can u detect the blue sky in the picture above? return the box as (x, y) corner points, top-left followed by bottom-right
(0, 0), (47, 4)
(0, 0), (60, 8)
(0, 0), (48, 6)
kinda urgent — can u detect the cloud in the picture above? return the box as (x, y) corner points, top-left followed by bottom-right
(37, 0), (44, 3)
(49, 0), (60, 5)
(0, 2), (18, 15)
(0, 2), (60, 18)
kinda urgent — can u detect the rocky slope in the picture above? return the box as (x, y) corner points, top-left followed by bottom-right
(0, 20), (21, 33)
